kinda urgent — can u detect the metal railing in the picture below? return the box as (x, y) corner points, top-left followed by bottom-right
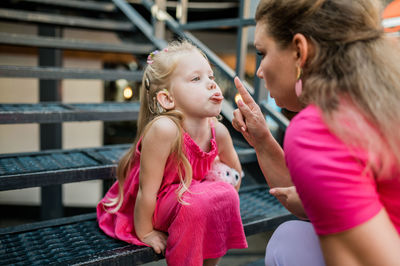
(113, 0), (290, 131)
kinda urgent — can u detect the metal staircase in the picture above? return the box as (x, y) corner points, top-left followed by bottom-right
(0, 0), (293, 264)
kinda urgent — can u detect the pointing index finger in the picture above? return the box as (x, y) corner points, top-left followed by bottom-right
(234, 76), (256, 105)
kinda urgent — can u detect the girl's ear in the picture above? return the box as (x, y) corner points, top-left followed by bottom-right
(156, 89), (175, 110)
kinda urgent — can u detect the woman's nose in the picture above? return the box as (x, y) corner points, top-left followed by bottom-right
(256, 66), (263, 79)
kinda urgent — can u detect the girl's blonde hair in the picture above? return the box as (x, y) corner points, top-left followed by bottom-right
(256, 0), (400, 178)
(104, 40), (209, 212)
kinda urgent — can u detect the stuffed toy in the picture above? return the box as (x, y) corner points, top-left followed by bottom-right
(205, 160), (241, 186)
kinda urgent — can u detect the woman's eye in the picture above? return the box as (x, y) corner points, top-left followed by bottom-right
(209, 75), (215, 80)
(191, 77), (200, 81)
(256, 50), (265, 58)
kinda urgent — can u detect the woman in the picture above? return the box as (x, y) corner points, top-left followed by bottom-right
(232, 0), (400, 265)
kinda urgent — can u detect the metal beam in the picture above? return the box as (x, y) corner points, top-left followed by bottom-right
(18, 0), (116, 12)
(0, 8), (133, 31)
(38, 24), (63, 220)
(0, 32), (154, 54)
(179, 18), (255, 31)
(260, 100), (290, 130)
(0, 102), (140, 124)
(235, 0), (251, 80)
(0, 65), (143, 80)
(112, 0), (167, 49)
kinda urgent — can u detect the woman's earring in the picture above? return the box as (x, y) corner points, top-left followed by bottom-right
(295, 67), (303, 97)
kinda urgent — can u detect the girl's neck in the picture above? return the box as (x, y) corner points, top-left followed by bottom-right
(183, 117), (209, 137)
(183, 117), (212, 149)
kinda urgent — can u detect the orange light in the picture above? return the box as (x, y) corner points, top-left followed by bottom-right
(123, 86), (133, 99)
(235, 93), (242, 104)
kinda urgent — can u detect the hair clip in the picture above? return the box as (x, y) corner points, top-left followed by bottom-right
(147, 50), (159, 64)
(146, 48), (168, 64)
(145, 78), (150, 90)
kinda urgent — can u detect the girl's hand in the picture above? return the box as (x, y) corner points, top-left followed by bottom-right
(141, 230), (168, 255)
(269, 186), (307, 220)
(232, 77), (271, 147)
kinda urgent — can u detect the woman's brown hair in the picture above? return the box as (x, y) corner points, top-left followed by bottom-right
(256, 0), (400, 178)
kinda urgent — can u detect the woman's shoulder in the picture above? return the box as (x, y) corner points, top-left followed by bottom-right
(285, 104), (339, 152)
(286, 105), (327, 137)
(290, 104), (322, 125)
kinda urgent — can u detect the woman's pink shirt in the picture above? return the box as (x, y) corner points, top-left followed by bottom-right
(284, 105), (400, 235)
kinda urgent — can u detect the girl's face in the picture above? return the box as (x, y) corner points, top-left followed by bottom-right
(169, 50), (223, 119)
(254, 22), (302, 111)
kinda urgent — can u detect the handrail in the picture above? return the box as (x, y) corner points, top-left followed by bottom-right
(113, 0), (289, 130)
(112, 0), (167, 49)
(179, 18), (255, 30)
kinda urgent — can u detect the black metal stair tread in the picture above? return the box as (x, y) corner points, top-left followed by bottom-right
(0, 144), (256, 191)
(0, 8), (133, 31)
(0, 144), (129, 191)
(0, 32), (154, 54)
(16, 0), (117, 13)
(0, 185), (295, 265)
(0, 65), (143, 80)
(0, 102), (140, 124)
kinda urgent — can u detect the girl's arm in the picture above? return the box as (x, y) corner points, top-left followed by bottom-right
(134, 117), (178, 254)
(215, 120), (242, 190)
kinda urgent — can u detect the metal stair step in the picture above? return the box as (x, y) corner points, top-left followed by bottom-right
(15, 0), (117, 13)
(0, 65), (143, 80)
(0, 186), (295, 265)
(0, 8), (133, 31)
(0, 32), (154, 54)
(0, 144), (256, 191)
(0, 144), (129, 191)
(0, 102), (140, 124)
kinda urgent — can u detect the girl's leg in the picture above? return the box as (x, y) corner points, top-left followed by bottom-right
(265, 220), (326, 266)
(203, 258), (221, 266)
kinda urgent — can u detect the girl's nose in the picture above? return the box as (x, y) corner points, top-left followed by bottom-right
(208, 80), (217, 90)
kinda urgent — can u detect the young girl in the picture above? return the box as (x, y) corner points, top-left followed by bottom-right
(97, 40), (248, 265)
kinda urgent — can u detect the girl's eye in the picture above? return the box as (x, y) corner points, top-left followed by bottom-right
(191, 76), (200, 81)
(209, 75), (215, 80)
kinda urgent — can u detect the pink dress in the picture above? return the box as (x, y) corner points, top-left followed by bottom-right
(97, 124), (248, 265)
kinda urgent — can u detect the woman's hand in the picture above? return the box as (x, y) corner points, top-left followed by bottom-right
(232, 77), (293, 189)
(232, 77), (271, 147)
(269, 186), (308, 220)
(141, 230), (168, 255)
